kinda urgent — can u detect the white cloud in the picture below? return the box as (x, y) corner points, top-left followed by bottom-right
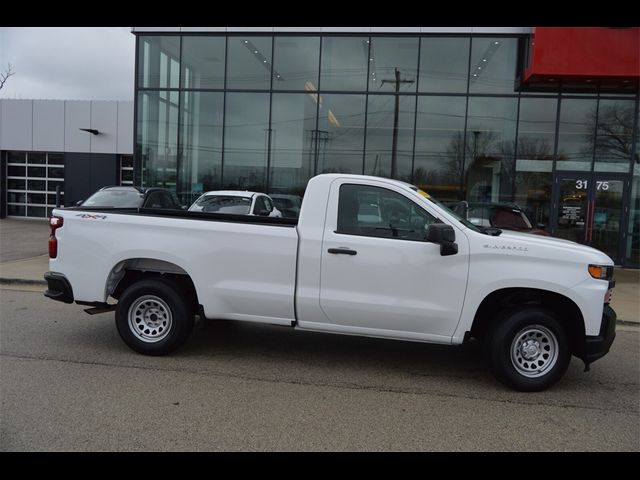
(0, 27), (135, 100)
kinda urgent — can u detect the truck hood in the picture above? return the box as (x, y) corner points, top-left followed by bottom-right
(496, 230), (614, 265)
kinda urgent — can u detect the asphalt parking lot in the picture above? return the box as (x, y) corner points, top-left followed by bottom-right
(1, 286), (638, 451)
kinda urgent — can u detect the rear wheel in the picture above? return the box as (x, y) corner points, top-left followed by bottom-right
(115, 278), (194, 355)
(485, 307), (571, 391)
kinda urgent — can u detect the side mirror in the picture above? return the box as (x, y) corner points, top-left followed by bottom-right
(426, 223), (458, 256)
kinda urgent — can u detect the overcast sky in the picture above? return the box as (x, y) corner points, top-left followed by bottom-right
(0, 27), (135, 101)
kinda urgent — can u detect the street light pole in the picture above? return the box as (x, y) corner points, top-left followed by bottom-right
(381, 68), (414, 179)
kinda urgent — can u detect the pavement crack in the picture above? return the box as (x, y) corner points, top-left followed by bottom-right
(2, 351), (637, 415)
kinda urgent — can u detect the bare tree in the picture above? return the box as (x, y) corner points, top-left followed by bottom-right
(0, 63), (15, 91)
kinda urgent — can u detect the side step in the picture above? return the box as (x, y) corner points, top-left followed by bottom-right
(76, 301), (117, 315)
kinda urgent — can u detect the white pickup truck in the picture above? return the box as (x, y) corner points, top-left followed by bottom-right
(44, 174), (617, 391)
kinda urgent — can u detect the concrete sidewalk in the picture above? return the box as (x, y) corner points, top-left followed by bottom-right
(0, 217), (638, 324)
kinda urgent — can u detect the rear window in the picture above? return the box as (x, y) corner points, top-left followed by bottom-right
(83, 190), (143, 207)
(192, 195), (252, 214)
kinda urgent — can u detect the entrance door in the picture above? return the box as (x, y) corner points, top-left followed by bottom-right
(552, 172), (629, 264)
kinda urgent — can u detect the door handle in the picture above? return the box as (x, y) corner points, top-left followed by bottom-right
(328, 248), (357, 255)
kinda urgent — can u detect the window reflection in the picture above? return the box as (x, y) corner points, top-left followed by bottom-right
(419, 37), (470, 93)
(272, 37), (320, 91)
(269, 93), (318, 198)
(594, 99), (635, 173)
(138, 36), (180, 89)
(364, 95), (415, 180)
(223, 92), (270, 191)
(181, 36), (225, 89)
(178, 92), (224, 205)
(514, 97), (558, 230)
(226, 37), (273, 90)
(465, 97), (518, 203)
(469, 37), (517, 94)
(320, 37), (370, 91)
(138, 91), (179, 189)
(316, 94), (366, 174)
(414, 96), (467, 201)
(556, 98), (596, 171)
(368, 37), (418, 93)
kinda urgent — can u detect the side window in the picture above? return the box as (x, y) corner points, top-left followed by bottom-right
(144, 192), (162, 209)
(263, 197), (273, 213)
(159, 192), (176, 209)
(337, 184), (437, 240)
(254, 196), (268, 215)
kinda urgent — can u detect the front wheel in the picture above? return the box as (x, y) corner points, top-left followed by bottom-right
(485, 307), (571, 392)
(115, 278), (194, 355)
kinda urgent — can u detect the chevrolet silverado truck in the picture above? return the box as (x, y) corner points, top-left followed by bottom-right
(44, 174), (617, 391)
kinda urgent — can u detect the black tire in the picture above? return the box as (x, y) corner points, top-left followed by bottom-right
(115, 277), (194, 355)
(485, 307), (571, 392)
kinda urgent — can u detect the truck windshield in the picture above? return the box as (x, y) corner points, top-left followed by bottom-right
(410, 187), (482, 233)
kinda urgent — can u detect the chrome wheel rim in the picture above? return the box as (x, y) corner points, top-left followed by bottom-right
(128, 295), (172, 343)
(510, 325), (558, 378)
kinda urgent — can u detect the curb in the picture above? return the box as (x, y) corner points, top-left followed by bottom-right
(0, 278), (47, 286)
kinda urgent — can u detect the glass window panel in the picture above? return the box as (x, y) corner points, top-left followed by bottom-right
(413, 96), (467, 201)
(28, 193), (46, 205)
(27, 179), (46, 191)
(223, 92), (270, 191)
(137, 36), (180, 89)
(419, 37), (470, 93)
(28, 153), (46, 164)
(48, 167), (64, 179)
(594, 99), (635, 173)
(368, 37), (418, 93)
(8, 192), (26, 203)
(364, 95), (415, 181)
(27, 166), (46, 178)
(514, 97), (558, 230)
(7, 151), (26, 163)
(178, 91), (224, 205)
(269, 93), (318, 198)
(316, 94), (366, 174)
(121, 169), (134, 182)
(469, 37), (518, 94)
(8, 179), (25, 190)
(27, 206), (46, 218)
(320, 37), (369, 92)
(626, 175), (640, 267)
(121, 155), (133, 168)
(465, 97), (518, 203)
(8, 165), (25, 177)
(273, 36), (320, 91)
(556, 98), (597, 171)
(48, 153), (64, 165)
(137, 90), (180, 189)
(8, 205), (26, 216)
(181, 36), (226, 89)
(226, 36), (273, 90)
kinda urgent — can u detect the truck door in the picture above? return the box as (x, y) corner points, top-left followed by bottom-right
(317, 179), (469, 341)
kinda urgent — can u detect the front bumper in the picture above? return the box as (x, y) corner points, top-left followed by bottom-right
(578, 304), (616, 365)
(44, 272), (74, 304)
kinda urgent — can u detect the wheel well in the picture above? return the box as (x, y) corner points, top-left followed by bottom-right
(107, 259), (199, 312)
(470, 288), (585, 353)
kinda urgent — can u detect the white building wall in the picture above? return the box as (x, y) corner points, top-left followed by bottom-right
(90, 101), (118, 154)
(0, 99), (133, 154)
(33, 100), (65, 152)
(132, 27), (532, 34)
(64, 101), (91, 153)
(117, 102), (134, 154)
(0, 99), (33, 150)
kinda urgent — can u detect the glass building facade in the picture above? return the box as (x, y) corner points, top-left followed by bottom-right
(134, 31), (639, 267)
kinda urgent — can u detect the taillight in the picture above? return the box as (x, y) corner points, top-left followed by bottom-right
(49, 216), (64, 258)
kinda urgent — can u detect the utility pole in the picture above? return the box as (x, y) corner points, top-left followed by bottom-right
(381, 68), (414, 179)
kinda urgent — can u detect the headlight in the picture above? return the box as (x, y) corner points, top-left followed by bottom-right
(588, 264), (614, 280)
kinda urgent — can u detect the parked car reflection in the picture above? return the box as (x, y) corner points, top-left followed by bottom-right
(189, 191), (282, 217)
(446, 201), (550, 236)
